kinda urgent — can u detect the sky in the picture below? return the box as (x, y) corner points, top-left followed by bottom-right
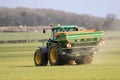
(0, 0), (120, 18)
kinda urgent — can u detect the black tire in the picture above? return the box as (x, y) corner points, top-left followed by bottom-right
(48, 43), (66, 65)
(34, 49), (48, 66)
(75, 55), (94, 64)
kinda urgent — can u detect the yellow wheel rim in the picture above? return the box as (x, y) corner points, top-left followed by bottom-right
(35, 51), (41, 64)
(50, 48), (57, 63)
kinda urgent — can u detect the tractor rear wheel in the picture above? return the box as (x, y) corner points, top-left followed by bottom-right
(48, 44), (66, 65)
(34, 49), (48, 66)
(75, 55), (94, 64)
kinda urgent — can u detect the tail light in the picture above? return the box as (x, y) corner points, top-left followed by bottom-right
(67, 42), (71, 48)
(99, 38), (104, 45)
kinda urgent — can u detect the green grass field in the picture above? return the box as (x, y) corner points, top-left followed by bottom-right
(0, 32), (51, 41)
(0, 32), (120, 80)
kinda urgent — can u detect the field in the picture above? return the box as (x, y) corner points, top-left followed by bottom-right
(0, 31), (120, 80)
(0, 32), (51, 41)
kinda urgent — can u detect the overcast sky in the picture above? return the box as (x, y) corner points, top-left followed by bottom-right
(0, 0), (120, 18)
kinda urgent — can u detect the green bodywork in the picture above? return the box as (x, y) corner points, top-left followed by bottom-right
(57, 31), (103, 47)
(47, 25), (104, 48)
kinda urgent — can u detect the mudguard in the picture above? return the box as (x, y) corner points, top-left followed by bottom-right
(38, 47), (48, 54)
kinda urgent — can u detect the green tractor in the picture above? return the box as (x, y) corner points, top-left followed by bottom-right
(34, 25), (104, 66)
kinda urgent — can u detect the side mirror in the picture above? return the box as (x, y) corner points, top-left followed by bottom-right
(43, 29), (46, 34)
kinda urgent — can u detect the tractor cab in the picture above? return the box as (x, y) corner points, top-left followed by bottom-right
(51, 25), (78, 39)
(46, 25), (78, 48)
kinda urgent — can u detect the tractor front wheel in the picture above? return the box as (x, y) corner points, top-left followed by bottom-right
(34, 49), (48, 66)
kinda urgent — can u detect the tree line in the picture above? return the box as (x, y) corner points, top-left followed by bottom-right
(0, 7), (119, 30)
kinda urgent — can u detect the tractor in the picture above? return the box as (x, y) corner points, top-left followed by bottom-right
(34, 25), (104, 66)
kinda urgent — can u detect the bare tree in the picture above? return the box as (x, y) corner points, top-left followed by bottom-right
(103, 13), (116, 30)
